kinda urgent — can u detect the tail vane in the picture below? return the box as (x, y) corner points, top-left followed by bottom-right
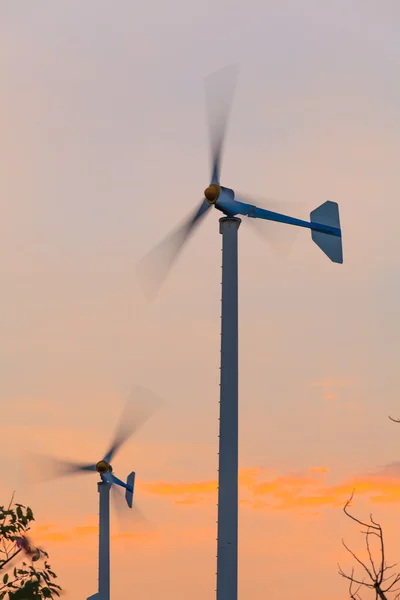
(310, 201), (343, 264)
(125, 472), (135, 508)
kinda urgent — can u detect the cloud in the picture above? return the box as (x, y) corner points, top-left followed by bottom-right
(139, 464), (400, 512)
(32, 519), (156, 545)
(73, 525), (97, 536)
(308, 466), (329, 473)
(34, 523), (57, 533)
(311, 377), (360, 405)
(40, 532), (73, 542)
(374, 461), (400, 476)
(140, 466), (330, 510)
(140, 479), (218, 506)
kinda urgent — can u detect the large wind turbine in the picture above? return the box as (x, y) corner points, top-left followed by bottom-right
(138, 65), (343, 600)
(28, 389), (157, 600)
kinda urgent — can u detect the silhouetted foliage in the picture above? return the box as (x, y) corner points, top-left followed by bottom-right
(0, 494), (62, 600)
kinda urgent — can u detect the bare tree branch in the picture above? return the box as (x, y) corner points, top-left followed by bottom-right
(388, 416), (400, 423)
(348, 568), (364, 599)
(366, 529), (378, 578)
(339, 492), (399, 600)
(385, 576), (400, 592)
(339, 563), (374, 588)
(342, 539), (375, 581)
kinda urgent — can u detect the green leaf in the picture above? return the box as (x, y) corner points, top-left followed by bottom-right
(0, 500), (62, 599)
(26, 508), (34, 521)
(7, 581), (18, 589)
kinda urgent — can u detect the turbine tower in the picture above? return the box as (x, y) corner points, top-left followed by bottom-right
(28, 388), (157, 600)
(138, 65), (343, 600)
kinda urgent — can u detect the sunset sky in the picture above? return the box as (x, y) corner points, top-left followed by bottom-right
(2, 1), (400, 599)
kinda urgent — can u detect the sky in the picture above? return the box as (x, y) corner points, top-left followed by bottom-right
(1, 1), (400, 599)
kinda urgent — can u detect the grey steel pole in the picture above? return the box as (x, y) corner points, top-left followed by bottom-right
(98, 481), (111, 600)
(216, 216), (241, 600)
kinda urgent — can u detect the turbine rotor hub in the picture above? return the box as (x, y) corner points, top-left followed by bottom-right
(204, 184), (221, 205)
(96, 460), (111, 474)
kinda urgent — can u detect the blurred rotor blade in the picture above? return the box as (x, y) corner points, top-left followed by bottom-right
(24, 452), (96, 483)
(16, 536), (47, 560)
(103, 387), (162, 464)
(3, 536), (46, 573)
(137, 200), (210, 301)
(110, 480), (149, 535)
(235, 192), (304, 257)
(205, 64), (238, 185)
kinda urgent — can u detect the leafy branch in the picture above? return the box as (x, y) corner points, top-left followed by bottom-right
(0, 495), (62, 600)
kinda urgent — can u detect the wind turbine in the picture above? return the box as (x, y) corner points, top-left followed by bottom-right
(138, 65), (343, 600)
(27, 388), (158, 600)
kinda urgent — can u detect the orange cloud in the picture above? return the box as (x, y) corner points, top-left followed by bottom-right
(112, 531), (156, 541)
(34, 523), (57, 533)
(311, 377), (359, 404)
(73, 525), (97, 536)
(308, 466), (329, 473)
(175, 498), (205, 505)
(140, 478), (218, 506)
(32, 519), (156, 545)
(139, 464), (400, 513)
(238, 467), (261, 486)
(141, 480), (217, 496)
(41, 532), (73, 542)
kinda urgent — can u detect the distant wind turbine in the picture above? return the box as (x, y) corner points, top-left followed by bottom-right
(27, 388), (160, 600)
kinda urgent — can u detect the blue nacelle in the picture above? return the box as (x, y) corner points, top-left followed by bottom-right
(215, 186), (237, 216)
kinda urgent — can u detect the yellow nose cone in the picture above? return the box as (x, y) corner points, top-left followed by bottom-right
(96, 460), (110, 474)
(204, 184), (220, 204)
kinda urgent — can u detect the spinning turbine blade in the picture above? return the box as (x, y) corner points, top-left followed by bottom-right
(103, 471), (146, 529)
(103, 386), (161, 463)
(110, 480), (148, 533)
(25, 453), (97, 483)
(136, 65), (238, 302)
(205, 64), (238, 184)
(236, 192), (303, 256)
(137, 199), (210, 300)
